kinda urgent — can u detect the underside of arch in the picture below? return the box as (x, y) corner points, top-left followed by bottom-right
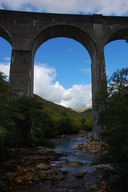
(106, 28), (128, 44)
(32, 25), (96, 60)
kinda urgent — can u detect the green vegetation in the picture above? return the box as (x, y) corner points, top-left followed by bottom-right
(95, 68), (128, 183)
(81, 109), (92, 131)
(0, 71), (92, 148)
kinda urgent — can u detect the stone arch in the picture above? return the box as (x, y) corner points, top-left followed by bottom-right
(32, 24), (96, 60)
(0, 25), (13, 46)
(105, 27), (128, 45)
(31, 24), (97, 93)
(31, 24), (97, 102)
(31, 24), (101, 138)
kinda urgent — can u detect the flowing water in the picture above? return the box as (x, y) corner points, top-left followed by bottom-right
(52, 132), (98, 176)
(32, 132), (115, 192)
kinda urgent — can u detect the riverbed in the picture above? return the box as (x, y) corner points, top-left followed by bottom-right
(0, 132), (117, 192)
(32, 132), (116, 192)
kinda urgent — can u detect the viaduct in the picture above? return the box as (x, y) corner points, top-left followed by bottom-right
(0, 9), (128, 140)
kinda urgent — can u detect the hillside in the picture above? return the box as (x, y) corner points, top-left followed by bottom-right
(34, 94), (81, 119)
(34, 94), (92, 129)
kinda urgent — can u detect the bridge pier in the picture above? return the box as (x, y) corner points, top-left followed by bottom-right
(92, 45), (106, 140)
(10, 49), (33, 96)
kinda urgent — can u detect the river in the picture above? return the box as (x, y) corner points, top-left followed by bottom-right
(32, 132), (116, 192)
(1, 132), (117, 192)
(52, 132), (98, 175)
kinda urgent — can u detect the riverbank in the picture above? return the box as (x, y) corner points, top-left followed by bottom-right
(0, 133), (119, 192)
(0, 146), (64, 192)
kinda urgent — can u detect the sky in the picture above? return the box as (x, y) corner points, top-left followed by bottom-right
(0, 0), (128, 108)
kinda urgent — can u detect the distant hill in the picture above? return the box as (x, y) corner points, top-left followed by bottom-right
(81, 108), (92, 114)
(72, 106), (92, 114)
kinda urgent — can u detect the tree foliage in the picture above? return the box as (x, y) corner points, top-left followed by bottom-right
(96, 67), (128, 178)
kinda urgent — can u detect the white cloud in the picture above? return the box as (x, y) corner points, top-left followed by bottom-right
(34, 63), (92, 108)
(0, 62), (10, 80)
(0, 0), (128, 15)
(0, 62), (92, 108)
(60, 84), (92, 108)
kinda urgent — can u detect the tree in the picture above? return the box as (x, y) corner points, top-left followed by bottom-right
(96, 67), (128, 179)
(8, 95), (46, 146)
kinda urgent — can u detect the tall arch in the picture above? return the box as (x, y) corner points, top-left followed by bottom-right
(32, 25), (97, 98)
(32, 25), (97, 97)
(31, 24), (103, 139)
(32, 25), (97, 101)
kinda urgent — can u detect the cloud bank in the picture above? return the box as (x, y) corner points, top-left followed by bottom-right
(0, 62), (92, 108)
(0, 0), (128, 16)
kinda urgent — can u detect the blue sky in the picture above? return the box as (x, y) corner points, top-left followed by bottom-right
(35, 38), (91, 89)
(0, 0), (128, 108)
